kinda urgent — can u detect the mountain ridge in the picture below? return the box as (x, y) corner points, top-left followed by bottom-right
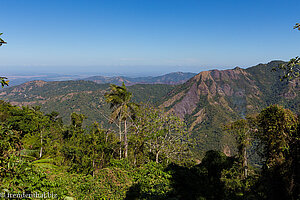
(83, 72), (197, 86)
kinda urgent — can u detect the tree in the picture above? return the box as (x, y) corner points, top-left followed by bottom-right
(276, 56), (299, 81)
(273, 23), (299, 81)
(257, 105), (297, 168)
(0, 125), (21, 179)
(0, 33), (6, 46)
(201, 150), (234, 199)
(105, 82), (138, 159)
(256, 105), (298, 199)
(224, 118), (254, 179)
(70, 112), (86, 129)
(0, 33), (8, 88)
(87, 123), (118, 176)
(131, 105), (191, 164)
(222, 118), (257, 198)
(294, 23), (300, 31)
(268, 23), (300, 199)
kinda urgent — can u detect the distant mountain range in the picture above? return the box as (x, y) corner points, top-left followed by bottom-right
(0, 61), (298, 157)
(3, 72), (197, 87)
(83, 72), (197, 86)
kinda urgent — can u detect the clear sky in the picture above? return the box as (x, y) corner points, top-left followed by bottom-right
(0, 0), (299, 76)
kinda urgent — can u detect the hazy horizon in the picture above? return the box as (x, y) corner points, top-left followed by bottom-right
(0, 58), (288, 78)
(1, 64), (238, 77)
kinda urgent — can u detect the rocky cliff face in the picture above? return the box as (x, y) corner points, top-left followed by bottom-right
(163, 68), (261, 120)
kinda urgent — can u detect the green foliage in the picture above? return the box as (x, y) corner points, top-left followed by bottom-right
(221, 163), (257, 199)
(105, 82), (139, 159)
(257, 105), (297, 168)
(0, 125), (22, 179)
(62, 118), (118, 175)
(0, 98), (194, 199)
(70, 112), (86, 128)
(0, 33), (6, 46)
(224, 117), (256, 178)
(126, 161), (172, 200)
(272, 24), (299, 81)
(129, 84), (175, 105)
(52, 168), (133, 199)
(223, 105), (299, 199)
(104, 83), (138, 121)
(294, 23), (300, 31)
(130, 104), (192, 165)
(221, 118), (259, 198)
(273, 56), (300, 81)
(160, 150), (236, 200)
(0, 114), (67, 198)
(0, 77), (9, 88)
(0, 33), (9, 88)
(0, 159), (67, 197)
(0, 81), (175, 127)
(253, 105), (299, 199)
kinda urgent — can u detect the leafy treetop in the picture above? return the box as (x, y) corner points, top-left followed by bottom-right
(273, 23), (299, 81)
(0, 33), (6, 46)
(294, 23), (300, 31)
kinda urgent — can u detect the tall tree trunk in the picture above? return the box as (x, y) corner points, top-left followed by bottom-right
(134, 152), (137, 166)
(119, 117), (122, 159)
(243, 146), (248, 178)
(92, 147), (95, 177)
(156, 151), (160, 163)
(124, 119), (128, 158)
(39, 130), (43, 158)
(92, 159), (95, 177)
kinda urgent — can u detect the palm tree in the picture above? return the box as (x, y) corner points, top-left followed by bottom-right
(104, 82), (137, 158)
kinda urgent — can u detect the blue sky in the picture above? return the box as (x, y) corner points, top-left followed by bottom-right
(0, 0), (299, 76)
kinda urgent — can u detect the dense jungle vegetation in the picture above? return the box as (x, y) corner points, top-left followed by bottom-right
(0, 85), (299, 199)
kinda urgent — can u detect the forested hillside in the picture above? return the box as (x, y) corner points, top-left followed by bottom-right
(0, 81), (174, 128)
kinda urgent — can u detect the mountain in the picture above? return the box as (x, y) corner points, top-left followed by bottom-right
(0, 80), (174, 128)
(83, 72), (197, 85)
(160, 61), (299, 156)
(0, 61), (298, 156)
